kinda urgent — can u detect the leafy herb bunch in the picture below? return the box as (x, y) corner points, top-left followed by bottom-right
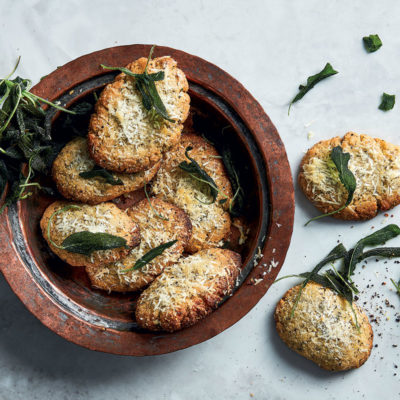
(0, 57), (75, 214)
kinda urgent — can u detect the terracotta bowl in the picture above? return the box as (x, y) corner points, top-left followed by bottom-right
(0, 45), (294, 355)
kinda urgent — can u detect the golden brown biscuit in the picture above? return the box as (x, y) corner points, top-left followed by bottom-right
(136, 248), (241, 332)
(88, 56), (190, 173)
(299, 132), (400, 220)
(40, 201), (140, 268)
(85, 198), (192, 292)
(274, 282), (373, 371)
(152, 134), (233, 253)
(52, 138), (160, 204)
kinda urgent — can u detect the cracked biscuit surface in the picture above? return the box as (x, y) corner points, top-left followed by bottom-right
(299, 132), (400, 220)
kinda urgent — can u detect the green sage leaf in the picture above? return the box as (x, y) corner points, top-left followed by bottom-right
(121, 240), (178, 272)
(79, 166), (123, 185)
(179, 146), (219, 203)
(345, 224), (400, 278)
(379, 93), (395, 111)
(288, 63), (338, 114)
(305, 146), (356, 225)
(363, 34), (382, 53)
(61, 231), (128, 256)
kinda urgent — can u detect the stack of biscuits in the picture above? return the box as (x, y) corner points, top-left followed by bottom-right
(41, 52), (242, 332)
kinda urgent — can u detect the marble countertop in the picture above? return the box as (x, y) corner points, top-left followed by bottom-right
(0, 0), (399, 399)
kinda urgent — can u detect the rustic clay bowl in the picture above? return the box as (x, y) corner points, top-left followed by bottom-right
(0, 45), (294, 355)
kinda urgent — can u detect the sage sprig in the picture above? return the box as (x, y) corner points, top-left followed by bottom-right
(305, 146), (356, 225)
(288, 63), (338, 114)
(47, 205), (127, 256)
(275, 224), (400, 327)
(0, 57), (75, 214)
(120, 240), (177, 273)
(79, 166), (123, 185)
(101, 45), (174, 123)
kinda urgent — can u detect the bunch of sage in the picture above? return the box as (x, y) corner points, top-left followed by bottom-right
(0, 57), (75, 214)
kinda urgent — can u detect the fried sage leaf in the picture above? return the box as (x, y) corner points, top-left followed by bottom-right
(47, 205), (127, 256)
(79, 166), (123, 185)
(379, 93), (395, 111)
(121, 240), (178, 272)
(288, 63), (338, 114)
(100, 45), (174, 122)
(61, 231), (127, 255)
(345, 224), (400, 278)
(305, 146), (356, 225)
(363, 34), (382, 53)
(179, 146), (219, 203)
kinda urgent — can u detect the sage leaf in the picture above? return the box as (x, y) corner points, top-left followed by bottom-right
(100, 45), (174, 123)
(179, 146), (219, 203)
(345, 224), (400, 278)
(379, 93), (395, 111)
(363, 34), (382, 53)
(288, 63), (338, 114)
(79, 166), (123, 185)
(61, 231), (128, 256)
(305, 146), (356, 225)
(121, 240), (178, 272)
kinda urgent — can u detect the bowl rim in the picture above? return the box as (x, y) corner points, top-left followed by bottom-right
(0, 44), (294, 355)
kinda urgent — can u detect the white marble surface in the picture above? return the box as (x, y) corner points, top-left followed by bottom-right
(1, 0), (399, 399)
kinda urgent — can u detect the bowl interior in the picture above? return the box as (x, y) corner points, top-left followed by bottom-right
(17, 74), (268, 330)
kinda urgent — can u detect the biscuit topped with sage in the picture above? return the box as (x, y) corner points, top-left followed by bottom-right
(52, 138), (160, 204)
(299, 132), (400, 221)
(40, 201), (140, 268)
(88, 47), (190, 173)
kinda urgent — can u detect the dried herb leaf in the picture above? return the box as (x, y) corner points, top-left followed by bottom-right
(305, 146), (356, 225)
(79, 166), (123, 185)
(121, 240), (177, 272)
(179, 146), (219, 203)
(363, 34), (382, 53)
(288, 63), (338, 114)
(61, 231), (127, 256)
(379, 93), (395, 111)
